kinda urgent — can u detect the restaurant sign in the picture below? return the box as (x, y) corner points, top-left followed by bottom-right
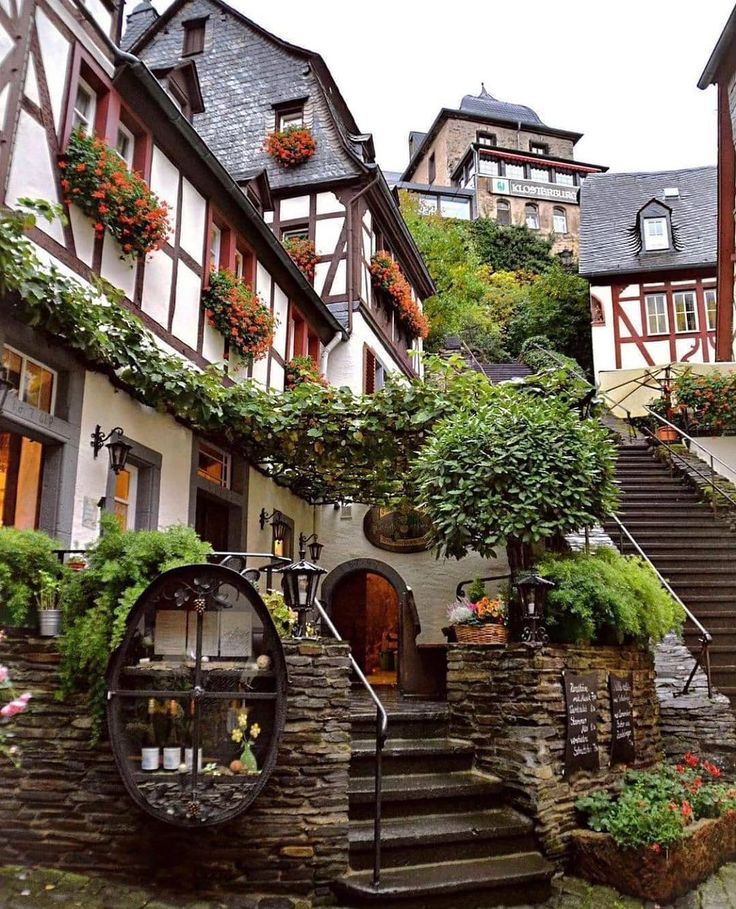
(491, 176), (578, 204)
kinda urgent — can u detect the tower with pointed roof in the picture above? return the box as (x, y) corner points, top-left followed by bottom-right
(396, 85), (607, 254)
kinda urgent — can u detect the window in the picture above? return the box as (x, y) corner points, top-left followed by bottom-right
(112, 465), (138, 532)
(115, 123), (135, 168)
(705, 288), (717, 330)
(555, 171), (575, 186)
(496, 199), (511, 226)
(0, 432), (44, 529)
(506, 162), (525, 179)
(530, 142), (548, 155)
(282, 226), (309, 242)
(276, 106), (304, 131)
(428, 153), (436, 185)
(645, 293), (668, 334)
(477, 131), (496, 147)
(2, 346), (55, 413)
(418, 195), (437, 215)
(439, 196), (471, 220)
(182, 18), (206, 55)
(209, 224), (221, 270)
(643, 217), (669, 251)
(531, 166), (549, 183)
(525, 203), (539, 230)
(460, 159), (476, 188)
(72, 79), (96, 133)
(553, 207), (568, 234)
(478, 157), (499, 177)
(674, 291), (698, 332)
(234, 250), (244, 279)
(198, 442), (231, 489)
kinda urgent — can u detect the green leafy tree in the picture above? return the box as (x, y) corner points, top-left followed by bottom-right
(470, 219), (554, 274)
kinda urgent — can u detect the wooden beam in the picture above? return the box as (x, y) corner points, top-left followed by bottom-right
(716, 78), (735, 361)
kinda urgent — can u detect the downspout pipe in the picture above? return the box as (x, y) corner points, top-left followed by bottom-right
(320, 330), (342, 376)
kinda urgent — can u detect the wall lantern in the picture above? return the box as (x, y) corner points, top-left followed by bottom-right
(514, 570), (555, 649)
(275, 546), (326, 637)
(259, 508), (289, 543)
(91, 425), (132, 475)
(298, 532), (324, 563)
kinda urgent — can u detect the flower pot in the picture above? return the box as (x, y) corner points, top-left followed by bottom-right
(38, 610), (62, 637)
(656, 426), (679, 443)
(184, 747), (202, 772)
(163, 747), (181, 770)
(454, 624), (508, 646)
(140, 747), (160, 771)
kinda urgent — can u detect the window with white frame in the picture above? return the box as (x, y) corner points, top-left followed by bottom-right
(555, 171), (575, 186)
(418, 195), (437, 215)
(276, 107), (304, 131)
(645, 293), (668, 334)
(234, 250), (244, 279)
(282, 226), (309, 242)
(705, 288), (717, 330)
(673, 291), (697, 332)
(530, 142), (548, 155)
(2, 346), (56, 414)
(506, 162), (525, 179)
(531, 166), (549, 183)
(115, 123), (135, 168)
(477, 131), (496, 146)
(209, 224), (221, 270)
(643, 217), (669, 251)
(525, 203), (539, 230)
(478, 157), (499, 177)
(72, 79), (96, 133)
(496, 199), (511, 226)
(439, 196), (471, 220)
(553, 207), (567, 234)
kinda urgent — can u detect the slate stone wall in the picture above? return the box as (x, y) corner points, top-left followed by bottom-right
(0, 633), (351, 908)
(447, 643), (661, 863)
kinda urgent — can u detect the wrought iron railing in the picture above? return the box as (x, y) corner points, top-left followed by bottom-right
(312, 597), (388, 888)
(607, 514), (713, 699)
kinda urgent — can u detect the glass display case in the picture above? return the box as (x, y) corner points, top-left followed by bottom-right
(106, 564), (287, 826)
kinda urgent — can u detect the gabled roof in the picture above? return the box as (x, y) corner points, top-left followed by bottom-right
(579, 166), (717, 278)
(698, 5), (736, 88)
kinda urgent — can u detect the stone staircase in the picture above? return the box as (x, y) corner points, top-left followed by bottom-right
(604, 439), (736, 701)
(332, 697), (553, 908)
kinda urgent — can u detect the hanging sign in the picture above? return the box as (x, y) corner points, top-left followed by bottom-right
(563, 671), (599, 776)
(609, 673), (635, 766)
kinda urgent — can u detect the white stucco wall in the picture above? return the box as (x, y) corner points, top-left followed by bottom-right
(317, 503), (508, 644)
(245, 468), (316, 559)
(326, 311), (401, 392)
(690, 437), (736, 486)
(72, 371), (193, 546)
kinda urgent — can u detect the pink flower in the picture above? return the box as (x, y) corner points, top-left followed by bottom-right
(0, 666), (8, 685)
(1, 693), (31, 718)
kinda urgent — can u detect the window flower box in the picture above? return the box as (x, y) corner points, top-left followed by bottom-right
(283, 236), (319, 282)
(285, 355), (328, 389)
(59, 128), (170, 260)
(369, 251), (429, 341)
(202, 269), (275, 362)
(264, 125), (317, 168)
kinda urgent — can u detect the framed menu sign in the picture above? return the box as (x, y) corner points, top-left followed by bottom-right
(563, 671), (600, 777)
(609, 673), (635, 766)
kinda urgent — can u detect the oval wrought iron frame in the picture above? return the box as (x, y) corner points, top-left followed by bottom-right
(106, 563), (288, 827)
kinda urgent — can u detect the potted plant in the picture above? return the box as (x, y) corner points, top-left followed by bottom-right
(66, 554), (87, 572)
(264, 125), (317, 168)
(36, 571), (62, 637)
(446, 590), (508, 645)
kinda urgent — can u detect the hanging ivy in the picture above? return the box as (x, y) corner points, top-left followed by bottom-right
(202, 269), (275, 362)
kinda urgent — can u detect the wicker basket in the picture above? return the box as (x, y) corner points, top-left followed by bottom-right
(453, 624), (508, 646)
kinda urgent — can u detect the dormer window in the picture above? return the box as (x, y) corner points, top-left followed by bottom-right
(643, 216), (669, 251)
(276, 106), (304, 131)
(182, 17), (206, 55)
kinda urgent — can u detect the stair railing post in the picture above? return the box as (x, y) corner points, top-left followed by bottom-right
(373, 706), (383, 888)
(711, 455), (717, 516)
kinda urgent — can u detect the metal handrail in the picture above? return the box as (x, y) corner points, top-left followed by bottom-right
(607, 514), (712, 699)
(312, 597), (387, 889)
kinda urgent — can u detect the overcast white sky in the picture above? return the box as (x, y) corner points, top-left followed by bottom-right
(155, 0), (734, 175)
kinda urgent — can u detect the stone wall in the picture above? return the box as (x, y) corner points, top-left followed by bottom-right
(447, 643), (661, 863)
(0, 633), (351, 907)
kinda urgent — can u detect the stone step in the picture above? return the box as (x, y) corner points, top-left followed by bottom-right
(349, 772), (504, 821)
(332, 853), (553, 908)
(606, 521), (731, 534)
(621, 540), (736, 553)
(350, 738), (474, 777)
(347, 809), (535, 869)
(351, 711), (449, 743)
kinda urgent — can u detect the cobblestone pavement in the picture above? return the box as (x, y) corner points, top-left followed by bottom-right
(2, 866), (736, 909)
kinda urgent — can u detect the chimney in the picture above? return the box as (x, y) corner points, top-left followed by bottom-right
(121, 0), (159, 51)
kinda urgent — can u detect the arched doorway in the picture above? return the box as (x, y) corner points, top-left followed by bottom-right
(322, 559), (416, 690)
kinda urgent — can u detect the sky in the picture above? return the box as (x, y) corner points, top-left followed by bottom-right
(150, 0), (734, 176)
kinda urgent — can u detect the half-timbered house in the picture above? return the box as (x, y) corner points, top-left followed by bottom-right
(579, 167), (718, 383)
(0, 0), (342, 552)
(126, 0), (434, 392)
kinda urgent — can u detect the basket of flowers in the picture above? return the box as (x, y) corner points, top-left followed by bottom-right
(446, 593), (508, 645)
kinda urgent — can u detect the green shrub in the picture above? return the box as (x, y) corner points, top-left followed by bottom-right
(0, 528), (64, 625)
(537, 548), (684, 645)
(60, 515), (211, 740)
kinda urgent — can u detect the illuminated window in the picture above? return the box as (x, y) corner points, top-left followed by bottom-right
(2, 346), (55, 414)
(112, 465), (138, 531)
(674, 291), (697, 332)
(0, 432), (43, 529)
(705, 288), (717, 330)
(645, 293), (668, 334)
(198, 442), (231, 489)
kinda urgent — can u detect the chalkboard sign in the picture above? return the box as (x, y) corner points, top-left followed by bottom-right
(609, 673), (635, 766)
(563, 671), (600, 776)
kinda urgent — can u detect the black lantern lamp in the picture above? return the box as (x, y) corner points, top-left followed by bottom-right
(275, 545), (326, 637)
(259, 508), (289, 543)
(91, 425), (132, 476)
(298, 532), (324, 563)
(514, 570), (555, 649)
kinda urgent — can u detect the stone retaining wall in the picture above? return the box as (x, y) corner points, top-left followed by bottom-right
(0, 633), (351, 907)
(447, 644), (661, 862)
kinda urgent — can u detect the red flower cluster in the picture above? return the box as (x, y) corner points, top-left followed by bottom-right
(283, 236), (319, 283)
(285, 355), (328, 390)
(264, 125), (317, 168)
(369, 251), (430, 341)
(202, 268), (276, 362)
(671, 371), (736, 435)
(59, 128), (170, 260)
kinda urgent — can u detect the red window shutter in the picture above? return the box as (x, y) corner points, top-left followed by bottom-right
(364, 347), (376, 394)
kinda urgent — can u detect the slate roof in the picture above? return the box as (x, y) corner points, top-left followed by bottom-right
(121, 0), (158, 51)
(579, 166), (717, 278)
(459, 85), (546, 128)
(476, 362), (533, 383)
